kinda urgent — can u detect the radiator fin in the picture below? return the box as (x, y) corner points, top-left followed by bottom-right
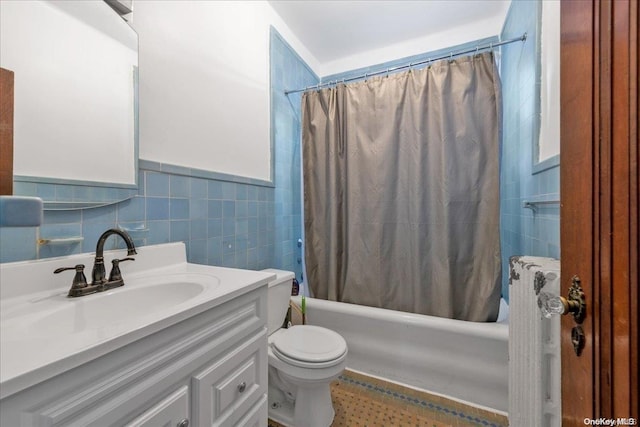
(508, 256), (561, 427)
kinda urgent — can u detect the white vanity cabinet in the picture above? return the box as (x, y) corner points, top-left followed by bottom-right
(0, 286), (268, 427)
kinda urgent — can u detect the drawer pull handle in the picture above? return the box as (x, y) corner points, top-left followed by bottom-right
(177, 419), (189, 427)
(238, 381), (247, 393)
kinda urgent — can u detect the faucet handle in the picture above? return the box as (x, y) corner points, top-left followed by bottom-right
(54, 264), (88, 291)
(108, 257), (135, 282)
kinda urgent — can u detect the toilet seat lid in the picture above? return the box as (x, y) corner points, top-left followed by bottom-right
(272, 325), (347, 364)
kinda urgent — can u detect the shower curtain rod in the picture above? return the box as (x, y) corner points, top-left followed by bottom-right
(284, 33), (527, 95)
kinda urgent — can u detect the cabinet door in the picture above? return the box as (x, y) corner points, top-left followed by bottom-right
(192, 330), (267, 426)
(126, 385), (190, 427)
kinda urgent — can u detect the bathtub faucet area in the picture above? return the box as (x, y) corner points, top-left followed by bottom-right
(54, 228), (137, 297)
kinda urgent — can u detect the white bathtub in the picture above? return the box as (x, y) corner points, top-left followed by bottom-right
(291, 296), (509, 414)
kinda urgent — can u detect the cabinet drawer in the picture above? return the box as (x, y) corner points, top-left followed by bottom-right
(192, 330), (267, 426)
(235, 395), (267, 427)
(126, 385), (189, 427)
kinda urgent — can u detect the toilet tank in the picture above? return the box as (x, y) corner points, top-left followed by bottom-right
(261, 269), (295, 335)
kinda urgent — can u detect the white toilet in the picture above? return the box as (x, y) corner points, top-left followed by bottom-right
(263, 269), (347, 427)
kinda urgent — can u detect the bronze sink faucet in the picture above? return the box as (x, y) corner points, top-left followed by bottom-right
(54, 228), (137, 297)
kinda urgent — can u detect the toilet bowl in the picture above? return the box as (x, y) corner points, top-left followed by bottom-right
(263, 269), (347, 427)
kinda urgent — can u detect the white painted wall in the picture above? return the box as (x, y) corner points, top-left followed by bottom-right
(130, 1), (318, 181)
(538, 0), (560, 162)
(1, 0), (137, 185)
(320, 13), (506, 76)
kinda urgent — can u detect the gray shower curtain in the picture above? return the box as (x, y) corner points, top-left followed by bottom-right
(302, 52), (501, 322)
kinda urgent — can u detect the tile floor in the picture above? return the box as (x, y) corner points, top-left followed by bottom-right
(268, 370), (508, 427)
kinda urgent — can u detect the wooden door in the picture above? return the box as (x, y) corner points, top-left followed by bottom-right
(0, 67), (13, 195)
(560, 0), (638, 424)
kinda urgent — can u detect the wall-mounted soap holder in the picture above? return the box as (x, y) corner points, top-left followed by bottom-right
(38, 237), (84, 246)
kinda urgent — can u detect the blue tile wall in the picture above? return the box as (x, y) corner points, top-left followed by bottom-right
(13, 180), (137, 204)
(0, 227), (38, 261)
(500, 0), (560, 302)
(270, 28), (319, 282)
(1, 167), (279, 269)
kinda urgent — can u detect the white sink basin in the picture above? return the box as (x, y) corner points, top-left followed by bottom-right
(0, 242), (276, 400)
(29, 273), (219, 335)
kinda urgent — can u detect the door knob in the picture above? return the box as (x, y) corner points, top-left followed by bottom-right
(537, 275), (586, 324)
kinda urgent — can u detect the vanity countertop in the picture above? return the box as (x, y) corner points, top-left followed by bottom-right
(0, 242), (275, 400)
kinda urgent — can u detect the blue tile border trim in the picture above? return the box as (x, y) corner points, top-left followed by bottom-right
(139, 159), (274, 188)
(14, 175), (137, 190)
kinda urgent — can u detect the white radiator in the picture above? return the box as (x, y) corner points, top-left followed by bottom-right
(508, 256), (561, 427)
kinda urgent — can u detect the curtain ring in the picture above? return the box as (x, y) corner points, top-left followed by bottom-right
(475, 46), (479, 56)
